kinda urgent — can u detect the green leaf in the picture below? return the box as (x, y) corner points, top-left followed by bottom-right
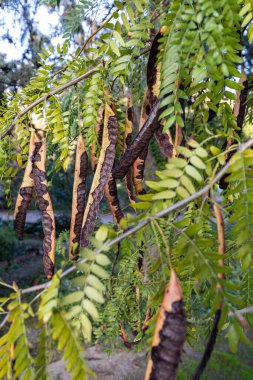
(85, 287), (104, 304)
(95, 254), (111, 266)
(109, 40), (121, 56)
(82, 300), (99, 320)
(113, 31), (125, 46)
(95, 225), (108, 242)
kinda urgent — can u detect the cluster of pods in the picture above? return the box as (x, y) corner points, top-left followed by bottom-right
(13, 29), (187, 379)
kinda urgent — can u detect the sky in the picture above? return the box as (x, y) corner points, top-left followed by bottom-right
(0, 3), (64, 61)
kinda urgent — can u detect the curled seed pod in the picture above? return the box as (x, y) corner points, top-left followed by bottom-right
(112, 100), (160, 180)
(133, 89), (150, 195)
(145, 269), (186, 380)
(80, 103), (118, 247)
(124, 96), (135, 202)
(14, 133), (35, 240)
(147, 28), (176, 159)
(69, 134), (88, 260)
(91, 104), (124, 227)
(104, 173), (124, 225)
(30, 131), (56, 280)
(155, 127), (175, 158)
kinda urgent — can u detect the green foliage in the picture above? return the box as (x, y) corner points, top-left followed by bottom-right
(1, 0), (253, 378)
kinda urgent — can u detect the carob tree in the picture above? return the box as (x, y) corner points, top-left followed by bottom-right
(0, 1), (253, 380)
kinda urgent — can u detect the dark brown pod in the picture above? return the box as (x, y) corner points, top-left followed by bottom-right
(80, 103), (118, 247)
(132, 88), (150, 195)
(30, 131), (56, 279)
(124, 96), (136, 202)
(69, 134), (88, 260)
(145, 269), (186, 380)
(104, 173), (124, 225)
(90, 105), (124, 227)
(14, 133), (35, 240)
(112, 100), (160, 180)
(147, 28), (176, 159)
(154, 127), (175, 158)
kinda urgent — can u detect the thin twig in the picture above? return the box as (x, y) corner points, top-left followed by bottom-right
(0, 67), (100, 140)
(11, 136), (253, 296)
(78, 13), (114, 57)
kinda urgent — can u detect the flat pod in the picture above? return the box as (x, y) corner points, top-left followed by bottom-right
(133, 89), (150, 195)
(14, 133), (35, 240)
(145, 270), (186, 380)
(104, 173), (124, 225)
(124, 96), (136, 202)
(147, 28), (176, 159)
(30, 131), (56, 279)
(112, 100), (160, 180)
(80, 103), (118, 247)
(69, 134), (88, 260)
(91, 105), (124, 226)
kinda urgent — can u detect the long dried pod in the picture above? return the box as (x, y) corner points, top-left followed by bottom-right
(113, 100), (160, 180)
(145, 269), (186, 380)
(69, 134), (88, 260)
(30, 131), (56, 279)
(147, 27), (176, 159)
(124, 96), (136, 202)
(80, 103), (118, 247)
(192, 204), (225, 380)
(14, 133), (35, 240)
(91, 106), (124, 226)
(104, 173), (124, 225)
(133, 88), (150, 195)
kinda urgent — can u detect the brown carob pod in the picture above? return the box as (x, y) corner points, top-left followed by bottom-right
(104, 173), (124, 225)
(145, 269), (186, 380)
(30, 131), (56, 280)
(124, 96), (136, 202)
(14, 133), (35, 240)
(80, 103), (118, 247)
(69, 134), (88, 260)
(155, 127), (175, 158)
(91, 106), (124, 227)
(192, 204), (225, 380)
(112, 100), (160, 180)
(133, 89), (150, 195)
(147, 27), (176, 159)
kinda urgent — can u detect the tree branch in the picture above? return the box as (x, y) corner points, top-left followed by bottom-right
(0, 66), (100, 140)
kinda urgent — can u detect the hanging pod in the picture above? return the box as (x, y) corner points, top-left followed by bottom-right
(69, 134), (88, 260)
(147, 28), (176, 159)
(30, 130), (56, 280)
(112, 99), (160, 179)
(124, 96), (136, 202)
(113, 27), (174, 181)
(80, 102), (118, 247)
(90, 104), (124, 227)
(145, 269), (186, 380)
(132, 88), (150, 195)
(14, 132), (35, 240)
